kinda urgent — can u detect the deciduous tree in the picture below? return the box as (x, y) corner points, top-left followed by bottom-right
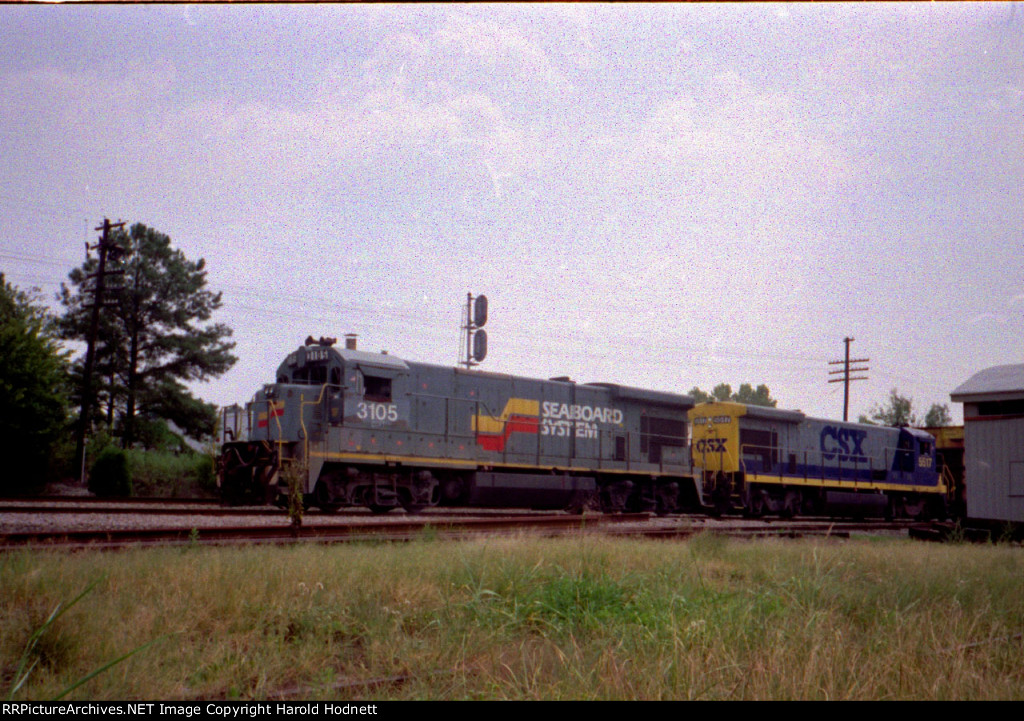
(923, 403), (953, 428)
(861, 389), (926, 427)
(689, 383), (779, 407)
(0, 274), (70, 492)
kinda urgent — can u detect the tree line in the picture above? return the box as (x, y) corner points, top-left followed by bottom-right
(688, 381), (953, 427)
(1, 223), (235, 494)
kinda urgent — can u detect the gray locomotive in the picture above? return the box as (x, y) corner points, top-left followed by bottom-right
(218, 337), (697, 514)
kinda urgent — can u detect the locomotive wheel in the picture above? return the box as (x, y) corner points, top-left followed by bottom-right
(745, 490), (766, 518)
(565, 490), (599, 515)
(901, 496), (927, 520)
(655, 483), (680, 516)
(368, 504), (395, 515)
(780, 490), (801, 519)
(401, 503), (426, 515)
(314, 481), (342, 514)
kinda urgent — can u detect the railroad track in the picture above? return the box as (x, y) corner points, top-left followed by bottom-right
(0, 495), (216, 506)
(0, 497), (557, 518)
(0, 513), (650, 549)
(0, 512), (915, 550)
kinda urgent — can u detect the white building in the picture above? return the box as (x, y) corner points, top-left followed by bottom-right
(950, 364), (1024, 524)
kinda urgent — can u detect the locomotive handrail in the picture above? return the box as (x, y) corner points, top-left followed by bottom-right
(245, 396), (287, 442)
(218, 403), (248, 444)
(940, 463), (956, 500)
(693, 442), (738, 478)
(739, 441), (877, 485)
(247, 381), (693, 482)
(241, 396), (288, 478)
(398, 387), (689, 473)
(299, 382), (338, 466)
(733, 441), (940, 490)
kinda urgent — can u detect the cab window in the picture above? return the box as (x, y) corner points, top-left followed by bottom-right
(364, 375), (392, 402)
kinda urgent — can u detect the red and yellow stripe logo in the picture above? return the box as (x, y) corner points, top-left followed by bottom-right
(472, 398), (539, 452)
(257, 401), (285, 429)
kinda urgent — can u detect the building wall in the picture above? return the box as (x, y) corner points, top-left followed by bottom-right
(963, 405), (1024, 523)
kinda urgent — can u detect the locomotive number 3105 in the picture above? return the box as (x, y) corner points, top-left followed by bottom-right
(357, 402), (398, 423)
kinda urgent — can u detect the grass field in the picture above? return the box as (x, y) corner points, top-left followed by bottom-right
(2, 533), (1022, 700)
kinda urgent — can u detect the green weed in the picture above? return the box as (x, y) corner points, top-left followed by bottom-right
(2, 538), (1022, 699)
(6, 578), (162, 700)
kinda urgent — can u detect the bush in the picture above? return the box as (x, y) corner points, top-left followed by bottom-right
(88, 447), (132, 497)
(126, 449), (218, 498)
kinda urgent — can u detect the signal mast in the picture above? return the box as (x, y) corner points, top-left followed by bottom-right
(459, 293), (488, 369)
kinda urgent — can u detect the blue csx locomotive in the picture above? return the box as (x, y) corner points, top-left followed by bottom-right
(218, 337), (949, 517)
(689, 402), (949, 518)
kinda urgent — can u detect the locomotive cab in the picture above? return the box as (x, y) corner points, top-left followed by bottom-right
(274, 340), (427, 512)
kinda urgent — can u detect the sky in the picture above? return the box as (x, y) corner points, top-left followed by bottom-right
(2, 3), (1022, 426)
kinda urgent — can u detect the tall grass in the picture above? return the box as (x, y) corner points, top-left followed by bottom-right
(86, 448), (217, 498)
(126, 449), (216, 497)
(1, 535), (1022, 699)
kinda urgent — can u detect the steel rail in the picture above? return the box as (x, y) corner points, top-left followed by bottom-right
(0, 513), (651, 549)
(0, 515), (915, 550)
(0, 501), (586, 518)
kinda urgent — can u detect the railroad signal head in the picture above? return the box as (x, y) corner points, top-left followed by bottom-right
(473, 329), (488, 362)
(473, 294), (488, 328)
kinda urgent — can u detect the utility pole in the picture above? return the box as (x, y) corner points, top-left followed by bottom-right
(74, 218), (126, 483)
(828, 336), (869, 422)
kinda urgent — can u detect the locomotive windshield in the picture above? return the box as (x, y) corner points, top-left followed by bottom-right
(278, 344), (339, 385)
(291, 364), (328, 385)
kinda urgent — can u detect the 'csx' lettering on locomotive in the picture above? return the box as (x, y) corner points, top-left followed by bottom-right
(820, 426), (868, 461)
(695, 438), (727, 454)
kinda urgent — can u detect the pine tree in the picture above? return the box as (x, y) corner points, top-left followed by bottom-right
(59, 223), (236, 447)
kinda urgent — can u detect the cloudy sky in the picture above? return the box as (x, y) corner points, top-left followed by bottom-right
(2, 3), (1022, 424)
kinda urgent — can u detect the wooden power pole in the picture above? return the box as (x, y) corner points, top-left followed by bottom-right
(74, 218), (125, 483)
(828, 336), (869, 422)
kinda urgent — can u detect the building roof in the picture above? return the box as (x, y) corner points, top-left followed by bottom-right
(950, 363), (1024, 403)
